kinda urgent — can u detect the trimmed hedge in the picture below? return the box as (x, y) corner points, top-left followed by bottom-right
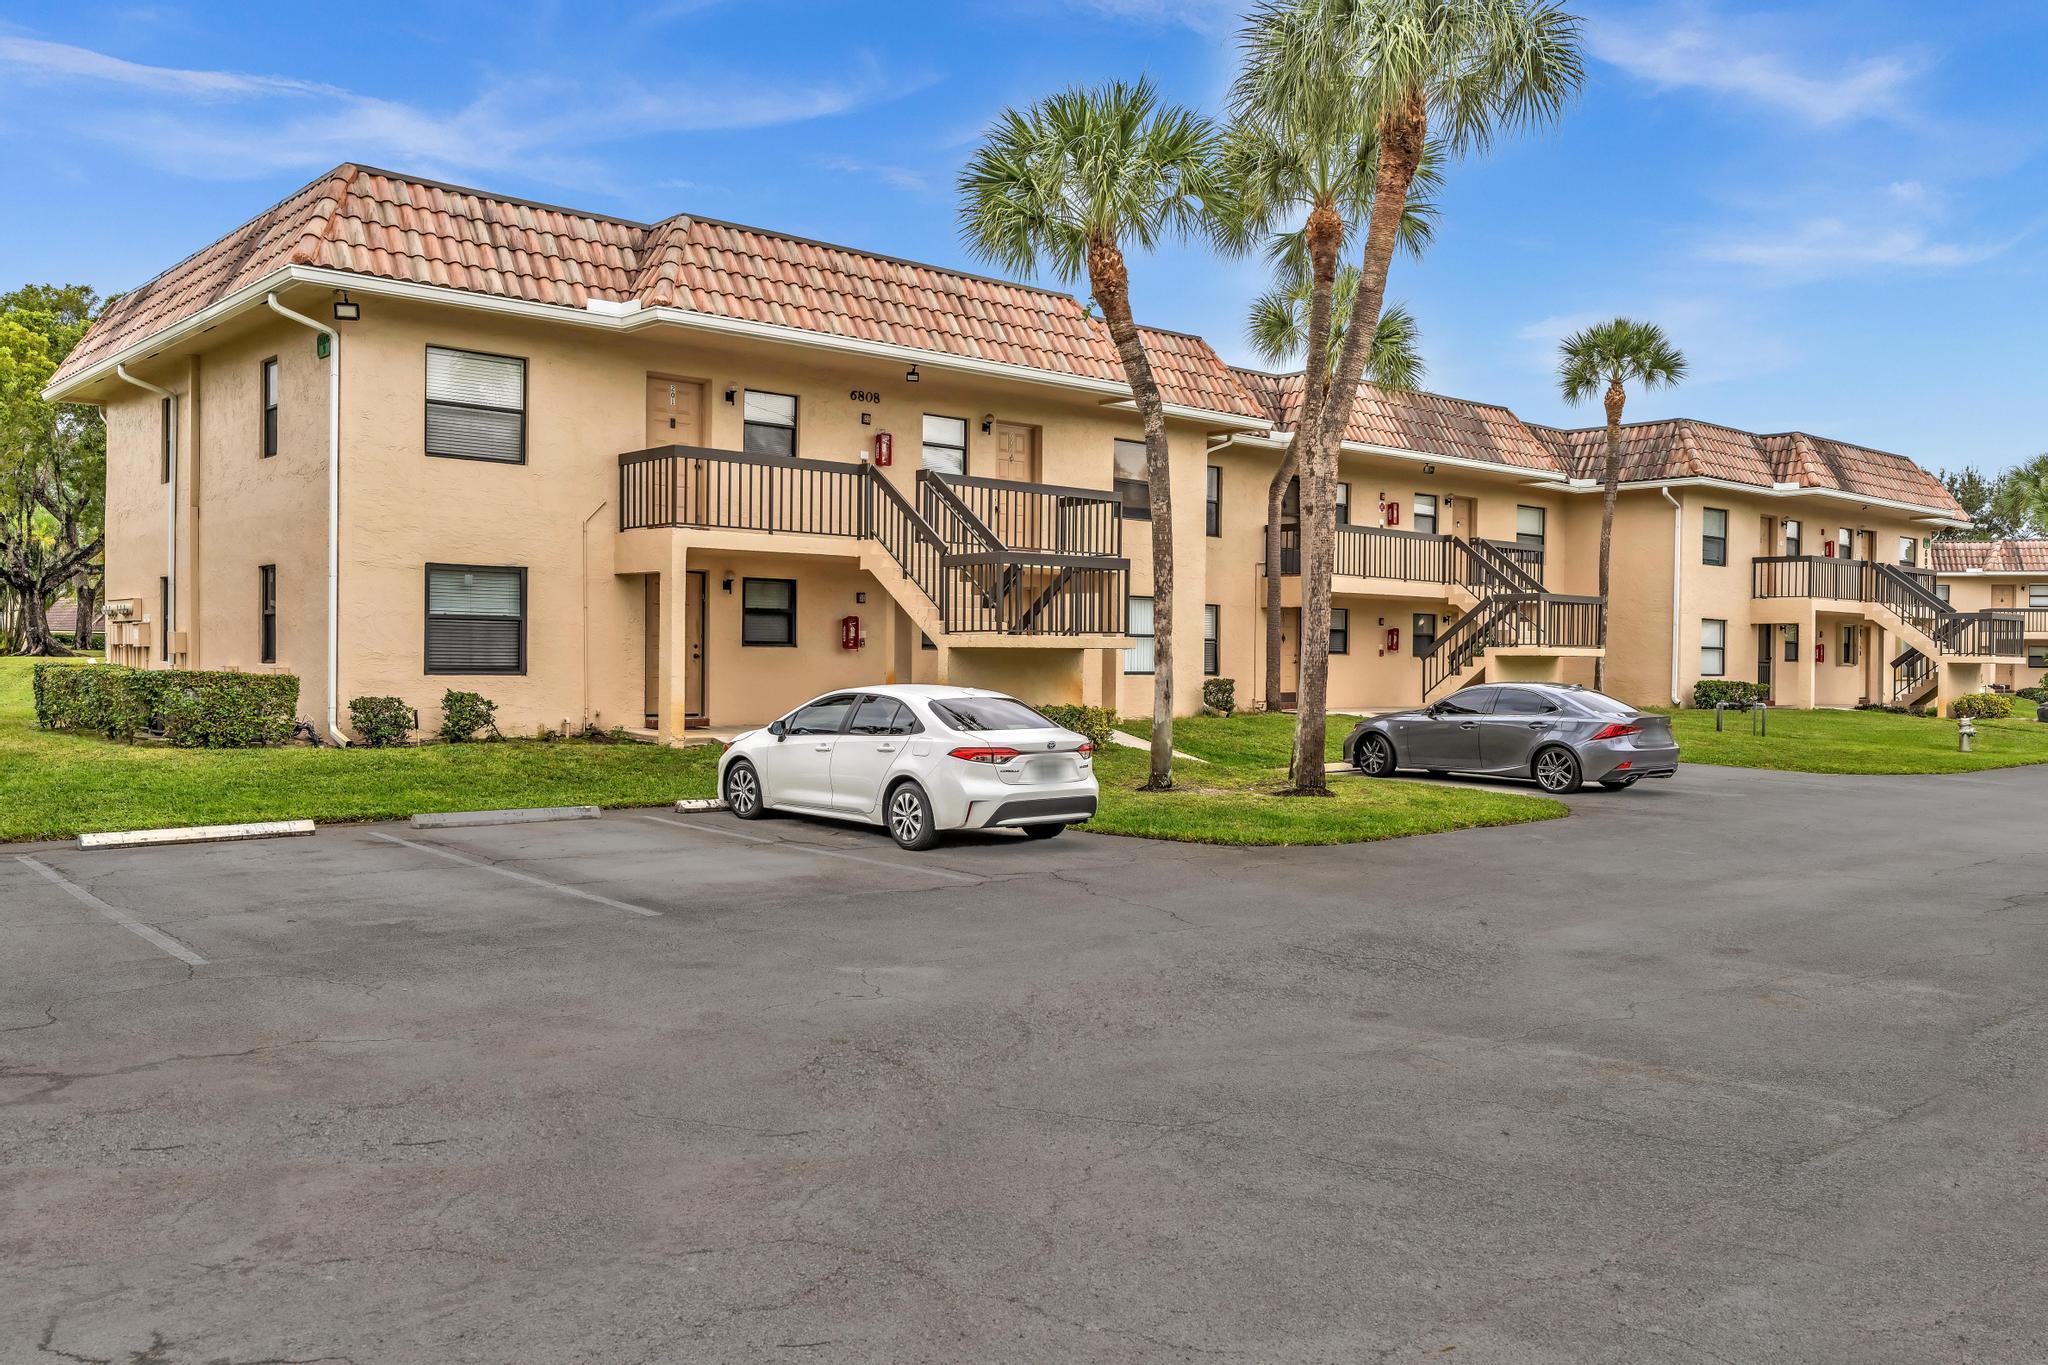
(1203, 677), (1237, 716)
(438, 689), (501, 743)
(1952, 692), (2015, 720)
(1692, 680), (1770, 709)
(349, 695), (414, 747)
(2017, 685), (2048, 704)
(34, 663), (299, 746)
(1037, 703), (1116, 751)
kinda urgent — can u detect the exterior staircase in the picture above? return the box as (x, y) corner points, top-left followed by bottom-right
(1419, 538), (1606, 701)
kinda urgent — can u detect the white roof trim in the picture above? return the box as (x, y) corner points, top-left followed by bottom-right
(1561, 475), (1966, 526)
(46, 263), (1274, 431)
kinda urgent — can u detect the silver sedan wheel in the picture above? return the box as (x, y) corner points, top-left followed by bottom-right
(1356, 734), (1393, 776)
(1534, 748), (1579, 794)
(888, 787), (924, 844)
(724, 763), (760, 816)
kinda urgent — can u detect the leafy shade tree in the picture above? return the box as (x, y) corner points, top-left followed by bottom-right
(0, 284), (104, 656)
(1246, 267), (1426, 710)
(1232, 0), (1583, 793)
(1939, 466), (2008, 540)
(959, 78), (1221, 790)
(1557, 317), (1686, 691)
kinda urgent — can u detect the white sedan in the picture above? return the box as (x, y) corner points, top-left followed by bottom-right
(716, 686), (1099, 850)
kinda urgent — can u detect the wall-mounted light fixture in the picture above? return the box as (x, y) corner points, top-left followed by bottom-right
(1422, 464), (1436, 476)
(721, 574), (734, 593)
(332, 291), (361, 322)
(905, 365), (921, 384)
(980, 414), (994, 434)
(723, 386), (738, 405)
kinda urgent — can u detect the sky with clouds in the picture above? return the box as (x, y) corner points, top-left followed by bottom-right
(3, 0), (2044, 472)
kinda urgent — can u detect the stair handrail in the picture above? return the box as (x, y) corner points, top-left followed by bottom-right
(1458, 536), (1545, 597)
(864, 466), (952, 621)
(1421, 596), (1514, 701)
(917, 470), (1009, 554)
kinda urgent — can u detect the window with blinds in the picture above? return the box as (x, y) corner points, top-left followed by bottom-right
(425, 564), (526, 674)
(426, 347), (527, 463)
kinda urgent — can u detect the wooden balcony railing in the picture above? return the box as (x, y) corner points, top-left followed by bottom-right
(618, 445), (1127, 639)
(1753, 556), (2023, 658)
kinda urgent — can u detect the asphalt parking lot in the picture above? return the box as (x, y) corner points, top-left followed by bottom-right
(4, 763), (2045, 1364)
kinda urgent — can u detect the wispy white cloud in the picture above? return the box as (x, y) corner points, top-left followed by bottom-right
(0, 36), (931, 185)
(1589, 8), (1920, 126)
(1517, 297), (1799, 391)
(814, 155), (932, 194)
(1697, 181), (2025, 280)
(1059, 0), (1240, 35)
(0, 35), (339, 99)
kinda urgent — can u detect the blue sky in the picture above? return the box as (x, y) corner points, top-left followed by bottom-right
(3, 0), (2045, 472)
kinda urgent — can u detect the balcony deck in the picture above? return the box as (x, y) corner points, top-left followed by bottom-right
(618, 445), (1130, 642)
(1753, 556), (2025, 659)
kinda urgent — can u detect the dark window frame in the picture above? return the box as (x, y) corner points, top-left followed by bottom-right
(424, 562), (528, 676)
(1113, 438), (1150, 521)
(1205, 465), (1221, 537)
(1412, 612), (1436, 657)
(1124, 593), (1156, 674)
(740, 576), (798, 648)
(1203, 603), (1219, 676)
(1330, 606), (1350, 656)
(259, 564), (277, 664)
(1701, 618), (1727, 677)
(160, 396), (174, 484)
(1516, 504), (1546, 550)
(1702, 507), (1729, 566)
(1839, 622), (1857, 667)
(742, 389), (799, 458)
(1412, 492), (1438, 536)
(1783, 518), (1802, 557)
(259, 356), (280, 458)
(425, 344), (529, 465)
(1334, 481), (1351, 526)
(921, 413), (968, 476)
(1783, 623), (1800, 664)
(159, 575), (171, 662)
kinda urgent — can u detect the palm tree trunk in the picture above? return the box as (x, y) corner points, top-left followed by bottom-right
(1089, 236), (1176, 790)
(1262, 449), (1294, 710)
(1292, 92), (1428, 794)
(1596, 378), (1626, 691)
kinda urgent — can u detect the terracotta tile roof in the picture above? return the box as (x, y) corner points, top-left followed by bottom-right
(1272, 373), (1560, 471)
(1527, 418), (1964, 517)
(52, 163), (1267, 421)
(1929, 540), (2048, 573)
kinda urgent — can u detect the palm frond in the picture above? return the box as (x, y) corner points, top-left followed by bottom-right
(1556, 317), (1689, 406)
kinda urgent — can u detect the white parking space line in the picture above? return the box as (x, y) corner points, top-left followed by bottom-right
(367, 832), (661, 917)
(639, 816), (982, 883)
(16, 856), (209, 966)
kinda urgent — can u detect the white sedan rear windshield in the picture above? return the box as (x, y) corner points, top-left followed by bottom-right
(931, 696), (1053, 732)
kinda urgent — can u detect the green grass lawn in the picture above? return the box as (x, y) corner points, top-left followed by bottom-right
(1659, 705), (2048, 774)
(1087, 711), (1563, 846)
(0, 657), (719, 842)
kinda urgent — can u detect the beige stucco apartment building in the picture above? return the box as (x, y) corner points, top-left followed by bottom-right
(48, 165), (2010, 743)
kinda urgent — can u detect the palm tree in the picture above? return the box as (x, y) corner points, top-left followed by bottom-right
(1232, 0), (1582, 793)
(1557, 318), (1687, 690)
(1246, 267), (1425, 711)
(960, 79), (1221, 791)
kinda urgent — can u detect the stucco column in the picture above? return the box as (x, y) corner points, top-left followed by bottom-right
(659, 537), (692, 741)
(889, 602), (913, 686)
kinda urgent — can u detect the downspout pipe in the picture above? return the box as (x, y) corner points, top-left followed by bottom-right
(264, 293), (346, 745)
(1660, 486), (1682, 706)
(115, 364), (177, 666)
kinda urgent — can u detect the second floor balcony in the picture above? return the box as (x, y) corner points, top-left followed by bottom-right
(617, 444), (1128, 640)
(1274, 523), (1545, 592)
(1754, 555), (2025, 658)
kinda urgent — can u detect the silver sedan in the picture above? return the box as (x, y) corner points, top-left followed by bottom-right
(1343, 682), (1679, 794)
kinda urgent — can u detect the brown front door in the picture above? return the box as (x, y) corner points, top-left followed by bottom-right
(990, 423), (1043, 548)
(685, 570), (706, 722)
(647, 377), (705, 446)
(992, 423), (1039, 482)
(643, 570), (708, 728)
(1452, 495), (1477, 541)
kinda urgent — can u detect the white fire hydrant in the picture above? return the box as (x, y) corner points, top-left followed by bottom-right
(1958, 716), (1976, 752)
